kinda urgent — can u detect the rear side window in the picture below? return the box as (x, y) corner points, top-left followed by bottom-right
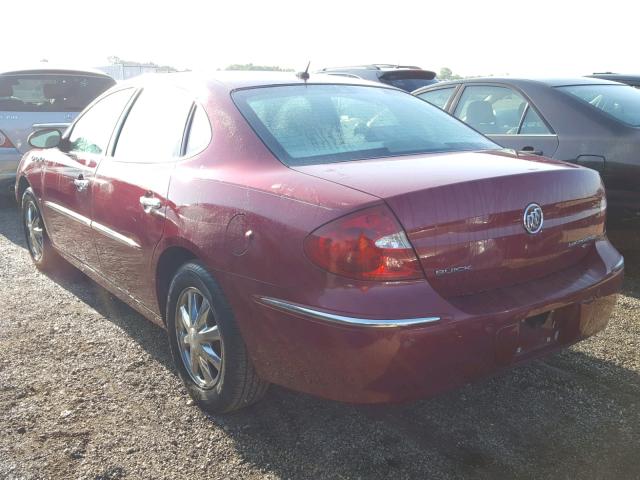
(0, 74), (115, 112)
(232, 85), (496, 166)
(184, 105), (212, 157)
(114, 87), (194, 162)
(68, 88), (134, 154)
(417, 87), (456, 109)
(556, 84), (640, 127)
(520, 107), (550, 134)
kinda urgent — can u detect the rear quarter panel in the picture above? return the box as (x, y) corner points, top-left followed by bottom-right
(155, 84), (386, 309)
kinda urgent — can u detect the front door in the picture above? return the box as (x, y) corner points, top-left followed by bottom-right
(42, 88), (135, 267)
(91, 86), (194, 309)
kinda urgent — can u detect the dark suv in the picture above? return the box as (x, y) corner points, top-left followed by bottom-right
(317, 64), (437, 92)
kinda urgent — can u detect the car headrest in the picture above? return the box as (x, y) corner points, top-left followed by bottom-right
(466, 100), (496, 125)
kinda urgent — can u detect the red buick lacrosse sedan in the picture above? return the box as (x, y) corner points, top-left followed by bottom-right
(16, 72), (623, 412)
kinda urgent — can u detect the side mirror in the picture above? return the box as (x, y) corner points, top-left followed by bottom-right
(28, 128), (61, 149)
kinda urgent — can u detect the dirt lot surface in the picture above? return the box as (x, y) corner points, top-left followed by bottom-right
(1, 196), (638, 480)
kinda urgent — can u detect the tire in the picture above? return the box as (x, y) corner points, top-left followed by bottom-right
(166, 261), (268, 413)
(21, 187), (61, 271)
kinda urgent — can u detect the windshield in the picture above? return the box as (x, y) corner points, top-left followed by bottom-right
(0, 73), (115, 112)
(232, 84), (497, 166)
(556, 84), (640, 127)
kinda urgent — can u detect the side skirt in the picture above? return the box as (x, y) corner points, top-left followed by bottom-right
(56, 248), (165, 329)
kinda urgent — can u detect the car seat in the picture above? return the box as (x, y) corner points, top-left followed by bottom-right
(465, 100), (497, 134)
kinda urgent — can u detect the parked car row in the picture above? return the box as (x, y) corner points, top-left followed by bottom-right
(14, 69), (624, 414)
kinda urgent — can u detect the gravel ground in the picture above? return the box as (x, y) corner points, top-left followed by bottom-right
(1, 196), (639, 480)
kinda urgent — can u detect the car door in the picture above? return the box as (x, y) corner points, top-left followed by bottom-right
(451, 84), (559, 157)
(90, 85), (195, 309)
(41, 88), (135, 267)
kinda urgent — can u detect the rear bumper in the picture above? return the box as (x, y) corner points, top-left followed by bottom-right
(243, 241), (623, 404)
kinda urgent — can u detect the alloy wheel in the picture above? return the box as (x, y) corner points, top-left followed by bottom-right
(175, 287), (223, 389)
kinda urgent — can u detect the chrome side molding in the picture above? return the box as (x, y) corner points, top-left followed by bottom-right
(92, 222), (141, 249)
(44, 200), (91, 227)
(255, 296), (441, 328)
(44, 200), (140, 249)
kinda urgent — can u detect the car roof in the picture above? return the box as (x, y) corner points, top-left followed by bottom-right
(0, 65), (114, 78)
(119, 70), (398, 92)
(587, 73), (640, 82)
(414, 76), (625, 94)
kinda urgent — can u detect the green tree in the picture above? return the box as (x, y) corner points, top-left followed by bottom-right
(438, 67), (463, 81)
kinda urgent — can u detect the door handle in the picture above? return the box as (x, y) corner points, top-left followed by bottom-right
(520, 146), (544, 156)
(139, 195), (162, 213)
(73, 175), (90, 192)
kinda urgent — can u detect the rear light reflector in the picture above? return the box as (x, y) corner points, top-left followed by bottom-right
(304, 204), (424, 281)
(0, 131), (14, 148)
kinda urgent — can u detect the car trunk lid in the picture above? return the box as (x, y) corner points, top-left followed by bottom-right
(294, 150), (606, 298)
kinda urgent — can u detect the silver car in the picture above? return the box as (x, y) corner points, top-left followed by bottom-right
(0, 67), (115, 192)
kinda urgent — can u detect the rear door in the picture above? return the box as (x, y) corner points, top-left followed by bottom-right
(91, 86), (195, 308)
(41, 88), (135, 267)
(451, 84), (559, 157)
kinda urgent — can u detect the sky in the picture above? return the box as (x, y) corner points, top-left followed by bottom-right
(2, 0), (637, 78)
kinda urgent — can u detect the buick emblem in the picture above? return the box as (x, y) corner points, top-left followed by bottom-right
(523, 203), (543, 234)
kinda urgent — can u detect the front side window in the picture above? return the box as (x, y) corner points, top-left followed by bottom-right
(417, 87), (456, 109)
(556, 84), (640, 127)
(114, 87), (194, 161)
(232, 85), (496, 166)
(0, 74), (115, 112)
(68, 88), (134, 154)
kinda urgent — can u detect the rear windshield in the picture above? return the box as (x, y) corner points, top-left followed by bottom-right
(0, 74), (115, 112)
(232, 84), (496, 166)
(379, 71), (437, 92)
(556, 84), (640, 127)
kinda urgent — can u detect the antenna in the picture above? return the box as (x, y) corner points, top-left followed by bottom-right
(297, 61), (311, 81)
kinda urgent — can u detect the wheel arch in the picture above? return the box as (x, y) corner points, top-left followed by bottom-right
(16, 176), (30, 203)
(154, 244), (199, 323)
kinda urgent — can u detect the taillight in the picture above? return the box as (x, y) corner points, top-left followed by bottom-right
(304, 204), (424, 281)
(0, 130), (14, 148)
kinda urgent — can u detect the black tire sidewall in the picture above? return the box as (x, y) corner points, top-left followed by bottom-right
(166, 262), (245, 412)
